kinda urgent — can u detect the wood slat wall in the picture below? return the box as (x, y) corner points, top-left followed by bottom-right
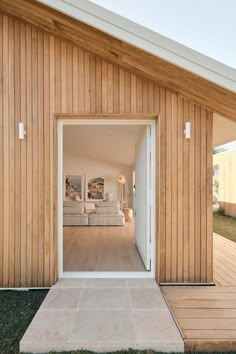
(0, 14), (213, 287)
(0, 0), (236, 121)
(157, 96), (213, 283)
(213, 150), (236, 217)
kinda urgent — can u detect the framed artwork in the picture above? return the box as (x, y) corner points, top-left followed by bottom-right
(65, 175), (84, 200)
(86, 176), (105, 201)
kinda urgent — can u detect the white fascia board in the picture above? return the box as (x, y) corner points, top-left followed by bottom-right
(37, 0), (236, 93)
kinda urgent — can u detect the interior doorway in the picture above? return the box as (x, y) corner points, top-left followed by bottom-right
(58, 118), (156, 278)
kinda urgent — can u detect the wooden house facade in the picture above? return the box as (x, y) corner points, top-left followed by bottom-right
(0, 0), (236, 287)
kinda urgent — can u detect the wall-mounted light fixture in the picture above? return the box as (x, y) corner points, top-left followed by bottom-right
(19, 122), (26, 140)
(184, 122), (191, 139)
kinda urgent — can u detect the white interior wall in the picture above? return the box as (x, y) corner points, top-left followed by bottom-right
(63, 152), (133, 207)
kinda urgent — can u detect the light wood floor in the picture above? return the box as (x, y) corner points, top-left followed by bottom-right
(63, 221), (146, 271)
(162, 233), (236, 352)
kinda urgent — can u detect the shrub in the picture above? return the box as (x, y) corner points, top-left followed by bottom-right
(214, 207), (225, 216)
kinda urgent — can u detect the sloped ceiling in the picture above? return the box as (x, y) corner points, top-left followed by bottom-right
(63, 125), (145, 165)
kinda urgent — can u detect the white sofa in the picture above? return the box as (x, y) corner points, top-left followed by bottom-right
(63, 200), (88, 226)
(63, 200), (125, 226)
(88, 202), (125, 226)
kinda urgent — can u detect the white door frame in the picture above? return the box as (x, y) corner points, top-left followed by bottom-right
(58, 118), (156, 279)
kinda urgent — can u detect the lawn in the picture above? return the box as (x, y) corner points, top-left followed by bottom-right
(213, 213), (236, 242)
(0, 290), (48, 354)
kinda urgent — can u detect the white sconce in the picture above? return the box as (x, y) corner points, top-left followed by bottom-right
(184, 122), (191, 139)
(19, 122), (26, 140)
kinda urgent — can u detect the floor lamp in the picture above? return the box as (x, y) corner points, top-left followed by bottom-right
(117, 175), (128, 209)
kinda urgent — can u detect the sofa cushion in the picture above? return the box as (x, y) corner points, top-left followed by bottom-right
(96, 206), (120, 214)
(95, 201), (120, 208)
(63, 200), (84, 215)
(64, 199), (83, 206)
(63, 214), (88, 226)
(85, 202), (96, 213)
(88, 211), (125, 226)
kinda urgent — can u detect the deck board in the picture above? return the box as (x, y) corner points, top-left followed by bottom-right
(162, 233), (236, 352)
(214, 233), (236, 286)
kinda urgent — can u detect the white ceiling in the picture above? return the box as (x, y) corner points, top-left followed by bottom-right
(63, 125), (145, 165)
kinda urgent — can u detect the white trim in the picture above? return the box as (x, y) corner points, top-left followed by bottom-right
(150, 121), (156, 275)
(59, 119), (154, 126)
(37, 0), (236, 93)
(62, 272), (155, 279)
(58, 118), (156, 279)
(58, 120), (64, 278)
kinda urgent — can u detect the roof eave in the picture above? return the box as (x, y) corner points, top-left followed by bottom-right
(36, 0), (236, 93)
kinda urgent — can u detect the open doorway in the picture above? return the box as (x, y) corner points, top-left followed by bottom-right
(58, 119), (156, 278)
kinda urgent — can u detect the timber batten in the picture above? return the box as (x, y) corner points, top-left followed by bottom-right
(0, 9), (214, 287)
(0, 0), (236, 120)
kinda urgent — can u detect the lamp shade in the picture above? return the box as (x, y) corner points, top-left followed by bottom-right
(117, 175), (126, 184)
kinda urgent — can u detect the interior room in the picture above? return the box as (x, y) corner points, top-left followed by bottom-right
(62, 124), (152, 273)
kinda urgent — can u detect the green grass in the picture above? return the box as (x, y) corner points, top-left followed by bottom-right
(213, 214), (236, 242)
(0, 289), (48, 354)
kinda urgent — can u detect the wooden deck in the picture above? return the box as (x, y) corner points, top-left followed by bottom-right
(162, 233), (236, 352)
(214, 233), (236, 286)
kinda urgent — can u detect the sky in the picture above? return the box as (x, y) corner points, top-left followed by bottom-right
(218, 140), (236, 151)
(91, 0), (236, 69)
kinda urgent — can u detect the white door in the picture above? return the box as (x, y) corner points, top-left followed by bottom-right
(135, 126), (151, 270)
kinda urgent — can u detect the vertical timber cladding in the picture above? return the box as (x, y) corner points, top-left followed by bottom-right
(157, 95), (213, 283)
(0, 14), (213, 287)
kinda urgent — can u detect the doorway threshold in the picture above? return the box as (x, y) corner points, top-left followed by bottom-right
(61, 271), (155, 279)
